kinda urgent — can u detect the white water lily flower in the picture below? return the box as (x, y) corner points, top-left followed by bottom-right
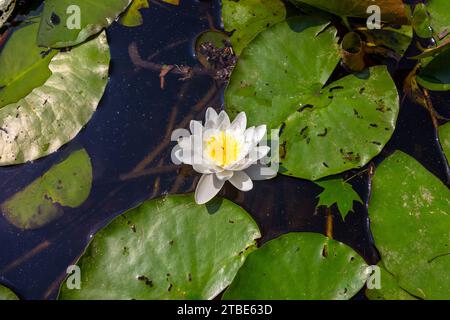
(172, 108), (278, 204)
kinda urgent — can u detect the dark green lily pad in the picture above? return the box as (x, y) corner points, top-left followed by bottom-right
(225, 17), (399, 180)
(222, 0), (286, 55)
(0, 32), (110, 166)
(38, 0), (131, 48)
(369, 151), (450, 299)
(0, 19), (57, 108)
(365, 265), (417, 300)
(0, 0), (16, 28)
(0, 284), (19, 300)
(316, 178), (363, 220)
(223, 232), (369, 300)
(417, 47), (450, 91)
(1, 149), (92, 230)
(58, 195), (261, 300)
(438, 122), (450, 161)
(412, 1), (450, 47)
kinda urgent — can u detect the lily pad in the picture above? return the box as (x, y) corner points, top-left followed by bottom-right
(0, 284), (19, 300)
(58, 195), (261, 300)
(0, 19), (57, 108)
(365, 265), (417, 300)
(369, 151), (450, 299)
(412, 1), (450, 47)
(222, 0), (286, 56)
(0, 32), (110, 166)
(316, 178), (363, 220)
(1, 149), (92, 230)
(225, 17), (399, 180)
(38, 0), (131, 48)
(0, 0), (15, 28)
(120, 0), (149, 27)
(438, 122), (450, 161)
(417, 47), (450, 91)
(223, 232), (369, 300)
(288, 0), (408, 25)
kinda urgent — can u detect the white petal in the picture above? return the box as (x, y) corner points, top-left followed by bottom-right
(190, 120), (203, 135)
(252, 146), (270, 160)
(205, 107), (218, 123)
(216, 170), (234, 181)
(229, 171), (253, 192)
(195, 174), (225, 204)
(172, 145), (183, 164)
(217, 111), (231, 130)
(254, 125), (267, 143)
(193, 163), (216, 174)
(230, 112), (247, 133)
(245, 164), (278, 180)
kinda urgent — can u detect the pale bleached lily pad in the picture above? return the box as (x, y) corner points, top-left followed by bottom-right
(0, 0), (15, 28)
(38, 0), (131, 48)
(59, 195), (261, 300)
(0, 32), (110, 166)
(225, 17), (399, 180)
(223, 233), (369, 300)
(369, 151), (450, 299)
(1, 149), (92, 230)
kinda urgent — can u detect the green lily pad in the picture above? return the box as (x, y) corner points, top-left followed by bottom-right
(222, 0), (286, 56)
(0, 32), (110, 166)
(417, 47), (450, 91)
(38, 0), (131, 48)
(362, 25), (413, 56)
(223, 232), (369, 300)
(0, 19), (57, 108)
(0, 0), (15, 28)
(412, 1), (450, 46)
(438, 122), (450, 161)
(288, 0), (408, 25)
(0, 284), (19, 300)
(225, 17), (399, 180)
(58, 195), (261, 300)
(1, 149), (92, 230)
(316, 178), (363, 220)
(369, 151), (450, 299)
(365, 265), (417, 300)
(120, 0), (149, 27)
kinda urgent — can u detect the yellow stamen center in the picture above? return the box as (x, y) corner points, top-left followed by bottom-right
(205, 131), (241, 167)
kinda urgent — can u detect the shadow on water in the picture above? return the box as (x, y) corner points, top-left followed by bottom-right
(0, 0), (448, 300)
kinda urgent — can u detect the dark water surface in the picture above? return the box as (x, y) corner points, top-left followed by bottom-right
(0, 0), (448, 299)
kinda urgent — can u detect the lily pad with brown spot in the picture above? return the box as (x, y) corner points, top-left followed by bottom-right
(58, 195), (261, 300)
(225, 17), (399, 180)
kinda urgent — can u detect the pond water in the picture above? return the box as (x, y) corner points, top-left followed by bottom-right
(0, 0), (448, 299)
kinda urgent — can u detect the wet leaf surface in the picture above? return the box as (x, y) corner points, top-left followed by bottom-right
(59, 195), (261, 300)
(226, 17), (399, 180)
(1, 149), (92, 230)
(0, 32), (109, 165)
(223, 232), (369, 300)
(369, 151), (450, 299)
(38, 0), (131, 48)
